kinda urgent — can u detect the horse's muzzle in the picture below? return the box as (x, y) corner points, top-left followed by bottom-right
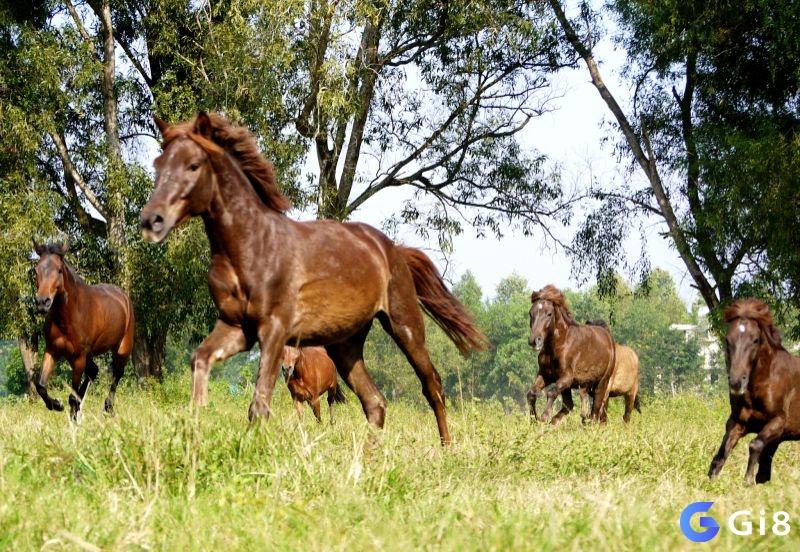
(528, 335), (543, 350)
(729, 376), (749, 396)
(35, 295), (53, 314)
(140, 211), (167, 243)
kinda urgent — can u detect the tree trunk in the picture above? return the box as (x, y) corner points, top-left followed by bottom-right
(17, 333), (39, 400)
(133, 326), (167, 383)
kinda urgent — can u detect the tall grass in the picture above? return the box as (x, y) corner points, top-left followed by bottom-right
(1, 375), (798, 550)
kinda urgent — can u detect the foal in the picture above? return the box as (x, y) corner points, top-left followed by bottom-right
(709, 298), (800, 484)
(281, 346), (346, 424)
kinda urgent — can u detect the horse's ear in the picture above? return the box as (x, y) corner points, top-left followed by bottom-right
(194, 111), (212, 139)
(154, 115), (170, 137)
(61, 240), (70, 255)
(33, 240), (44, 256)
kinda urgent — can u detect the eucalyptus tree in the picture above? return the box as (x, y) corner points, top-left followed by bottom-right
(549, 0), (800, 331)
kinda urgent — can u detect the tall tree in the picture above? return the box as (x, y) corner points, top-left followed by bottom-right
(290, 0), (576, 245)
(550, 0), (800, 330)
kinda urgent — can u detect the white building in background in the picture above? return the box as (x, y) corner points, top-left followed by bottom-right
(669, 306), (721, 381)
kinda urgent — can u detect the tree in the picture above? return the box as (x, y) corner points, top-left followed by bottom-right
(288, 0), (578, 247)
(550, 0), (800, 331)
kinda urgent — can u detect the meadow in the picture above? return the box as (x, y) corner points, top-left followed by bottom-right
(1, 375), (799, 551)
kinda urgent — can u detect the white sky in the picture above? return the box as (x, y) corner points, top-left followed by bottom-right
(325, 43), (698, 306)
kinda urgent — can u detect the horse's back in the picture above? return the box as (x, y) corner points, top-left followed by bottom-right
(297, 346), (338, 391)
(86, 283), (135, 355)
(609, 344), (639, 396)
(566, 324), (615, 380)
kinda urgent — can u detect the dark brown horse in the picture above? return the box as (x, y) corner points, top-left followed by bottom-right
(34, 243), (135, 420)
(139, 112), (487, 444)
(578, 343), (641, 423)
(526, 285), (615, 425)
(281, 346), (346, 424)
(709, 299), (800, 484)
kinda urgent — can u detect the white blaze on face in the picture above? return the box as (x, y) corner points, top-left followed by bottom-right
(538, 303), (543, 310)
(739, 323), (746, 333)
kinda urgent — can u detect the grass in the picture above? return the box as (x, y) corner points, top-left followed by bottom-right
(1, 375), (799, 551)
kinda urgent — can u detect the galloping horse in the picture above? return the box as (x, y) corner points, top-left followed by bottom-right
(34, 243), (135, 419)
(709, 299), (800, 484)
(578, 343), (641, 423)
(526, 285), (615, 425)
(139, 112), (487, 445)
(281, 346), (346, 424)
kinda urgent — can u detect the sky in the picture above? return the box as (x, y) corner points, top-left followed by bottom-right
(332, 50), (698, 307)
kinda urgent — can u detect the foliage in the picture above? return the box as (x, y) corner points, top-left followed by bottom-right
(2, 378), (800, 548)
(554, 0), (800, 333)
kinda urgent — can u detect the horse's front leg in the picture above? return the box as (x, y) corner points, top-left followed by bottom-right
(708, 417), (746, 480)
(36, 350), (63, 412)
(248, 324), (286, 422)
(527, 374), (545, 421)
(745, 417), (785, 485)
(191, 320), (249, 406)
(539, 375), (571, 422)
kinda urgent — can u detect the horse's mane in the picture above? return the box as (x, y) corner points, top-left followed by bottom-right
(724, 298), (785, 351)
(531, 284), (577, 326)
(36, 243), (68, 257)
(161, 113), (292, 213)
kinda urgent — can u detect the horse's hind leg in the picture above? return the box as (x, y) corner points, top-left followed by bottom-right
(105, 352), (127, 414)
(378, 307), (450, 445)
(326, 323), (387, 430)
(622, 391), (635, 423)
(68, 356), (87, 422)
(550, 389), (574, 426)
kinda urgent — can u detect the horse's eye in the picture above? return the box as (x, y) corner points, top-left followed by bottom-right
(58, 268), (63, 274)
(189, 163), (201, 172)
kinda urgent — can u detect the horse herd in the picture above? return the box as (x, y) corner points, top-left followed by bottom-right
(29, 112), (800, 486)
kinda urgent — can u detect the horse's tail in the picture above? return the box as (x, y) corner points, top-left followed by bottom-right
(333, 383), (347, 403)
(634, 393), (642, 413)
(398, 246), (489, 354)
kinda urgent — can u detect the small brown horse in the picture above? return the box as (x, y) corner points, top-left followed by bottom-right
(139, 112), (488, 445)
(526, 285), (615, 425)
(578, 343), (641, 423)
(281, 346), (346, 423)
(34, 243), (135, 420)
(709, 299), (800, 484)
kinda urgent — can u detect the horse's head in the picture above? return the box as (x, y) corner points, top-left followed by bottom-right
(529, 298), (555, 350)
(34, 242), (69, 314)
(140, 112), (221, 243)
(724, 299), (783, 396)
(281, 346), (301, 382)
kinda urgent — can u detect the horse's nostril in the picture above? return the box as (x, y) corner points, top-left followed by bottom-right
(151, 215), (164, 232)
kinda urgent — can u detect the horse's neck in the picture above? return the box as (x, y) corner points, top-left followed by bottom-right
(547, 310), (571, 352)
(203, 155), (282, 257)
(53, 264), (87, 318)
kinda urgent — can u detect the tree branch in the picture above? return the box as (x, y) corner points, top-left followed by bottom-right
(48, 130), (109, 221)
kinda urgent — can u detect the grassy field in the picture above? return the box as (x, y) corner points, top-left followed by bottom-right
(1, 375), (799, 551)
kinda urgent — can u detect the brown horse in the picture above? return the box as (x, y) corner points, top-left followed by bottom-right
(281, 346), (346, 424)
(709, 299), (800, 484)
(578, 343), (641, 423)
(139, 112), (487, 445)
(34, 243), (135, 420)
(526, 285), (615, 425)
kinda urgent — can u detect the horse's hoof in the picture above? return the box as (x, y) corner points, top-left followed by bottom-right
(247, 399), (270, 422)
(52, 399), (64, 412)
(104, 398), (114, 413)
